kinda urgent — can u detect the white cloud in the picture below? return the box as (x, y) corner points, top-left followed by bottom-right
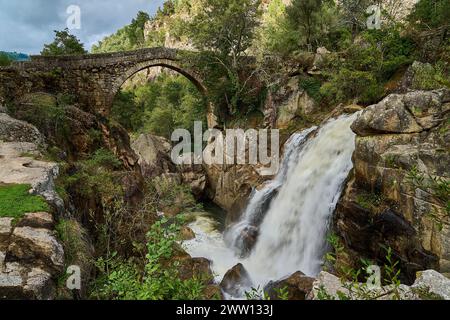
(0, 0), (165, 54)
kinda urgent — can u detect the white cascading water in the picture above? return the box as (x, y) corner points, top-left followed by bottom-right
(183, 113), (359, 297)
(223, 126), (317, 256)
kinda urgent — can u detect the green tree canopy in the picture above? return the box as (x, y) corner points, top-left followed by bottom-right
(41, 28), (87, 56)
(187, 0), (262, 66)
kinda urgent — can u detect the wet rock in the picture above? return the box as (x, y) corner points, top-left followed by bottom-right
(220, 263), (253, 297)
(17, 212), (54, 230)
(177, 153), (207, 198)
(8, 227), (64, 274)
(234, 225), (259, 257)
(265, 271), (315, 300)
(180, 226), (195, 241)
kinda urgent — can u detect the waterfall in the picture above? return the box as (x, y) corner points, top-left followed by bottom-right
(224, 126), (317, 257)
(183, 113), (359, 297)
(242, 113), (359, 284)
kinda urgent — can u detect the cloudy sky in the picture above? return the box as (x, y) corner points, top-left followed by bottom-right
(0, 0), (165, 54)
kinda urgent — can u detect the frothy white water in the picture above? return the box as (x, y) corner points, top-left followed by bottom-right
(224, 127), (317, 255)
(243, 113), (358, 284)
(182, 213), (239, 283)
(183, 114), (358, 297)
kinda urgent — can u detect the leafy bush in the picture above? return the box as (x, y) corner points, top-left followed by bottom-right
(90, 217), (207, 300)
(408, 0), (450, 30)
(41, 28), (87, 56)
(319, 29), (414, 105)
(0, 52), (12, 66)
(0, 184), (49, 218)
(410, 62), (450, 90)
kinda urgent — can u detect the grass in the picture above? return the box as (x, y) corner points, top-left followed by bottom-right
(0, 184), (50, 219)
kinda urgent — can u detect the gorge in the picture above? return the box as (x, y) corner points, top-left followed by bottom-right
(0, 0), (449, 301)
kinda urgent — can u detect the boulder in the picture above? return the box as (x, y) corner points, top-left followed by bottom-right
(180, 226), (195, 241)
(276, 79), (316, 129)
(0, 112), (45, 146)
(351, 94), (423, 136)
(178, 153), (207, 198)
(8, 227), (64, 274)
(178, 257), (214, 282)
(412, 270), (450, 300)
(0, 142), (64, 215)
(132, 134), (176, 178)
(220, 263), (253, 297)
(337, 89), (450, 280)
(264, 271), (315, 300)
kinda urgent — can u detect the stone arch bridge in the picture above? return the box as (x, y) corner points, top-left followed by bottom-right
(0, 47), (218, 127)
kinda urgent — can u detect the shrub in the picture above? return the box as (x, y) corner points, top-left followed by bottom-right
(0, 52), (12, 66)
(90, 217), (207, 300)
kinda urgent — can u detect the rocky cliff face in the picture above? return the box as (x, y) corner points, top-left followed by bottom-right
(335, 88), (450, 283)
(0, 109), (65, 299)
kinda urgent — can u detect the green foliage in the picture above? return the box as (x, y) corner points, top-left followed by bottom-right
(285, 0), (331, 50)
(56, 219), (92, 272)
(90, 217), (207, 300)
(92, 11), (160, 53)
(182, 0), (263, 116)
(8, 93), (75, 146)
(186, 0), (261, 60)
(356, 192), (385, 211)
(41, 28), (87, 56)
(0, 52), (12, 66)
(410, 62), (450, 90)
(408, 0), (450, 30)
(299, 76), (322, 102)
(111, 73), (207, 138)
(0, 184), (49, 219)
(58, 149), (123, 200)
(320, 28), (414, 105)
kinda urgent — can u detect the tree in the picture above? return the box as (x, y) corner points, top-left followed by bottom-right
(188, 0), (262, 68)
(0, 52), (12, 66)
(127, 11), (151, 47)
(41, 28), (87, 56)
(286, 0), (325, 50)
(186, 0), (262, 115)
(338, 0), (372, 38)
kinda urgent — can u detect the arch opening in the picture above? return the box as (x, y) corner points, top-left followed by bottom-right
(109, 63), (209, 140)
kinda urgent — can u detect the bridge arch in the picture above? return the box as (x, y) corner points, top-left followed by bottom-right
(112, 59), (208, 98)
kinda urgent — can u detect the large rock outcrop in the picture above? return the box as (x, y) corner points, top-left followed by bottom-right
(0, 112), (65, 300)
(335, 89), (450, 282)
(0, 213), (64, 300)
